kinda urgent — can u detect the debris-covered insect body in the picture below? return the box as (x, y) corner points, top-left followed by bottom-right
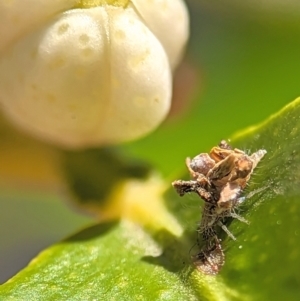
(172, 141), (267, 275)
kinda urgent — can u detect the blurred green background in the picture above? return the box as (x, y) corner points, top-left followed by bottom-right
(123, 1), (300, 174)
(1, 0), (300, 283)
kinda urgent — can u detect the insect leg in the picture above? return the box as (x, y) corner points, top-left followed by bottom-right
(172, 180), (198, 196)
(230, 212), (249, 224)
(235, 185), (269, 206)
(217, 220), (236, 240)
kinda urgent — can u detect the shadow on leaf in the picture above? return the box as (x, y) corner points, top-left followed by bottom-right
(65, 220), (119, 242)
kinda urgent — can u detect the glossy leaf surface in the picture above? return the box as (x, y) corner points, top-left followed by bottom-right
(1, 99), (300, 300)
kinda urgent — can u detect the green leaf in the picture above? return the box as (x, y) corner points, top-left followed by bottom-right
(1, 98), (300, 300)
(62, 148), (150, 207)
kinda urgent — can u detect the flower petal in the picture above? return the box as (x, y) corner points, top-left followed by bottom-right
(96, 5), (172, 144)
(0, 6), (172, 147)
(0, 0), (78, 51)
(131, 0), (189, 69)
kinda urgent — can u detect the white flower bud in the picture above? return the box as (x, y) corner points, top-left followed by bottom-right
(0, 1), (189, 148)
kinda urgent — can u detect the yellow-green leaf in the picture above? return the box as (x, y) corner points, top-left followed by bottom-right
(2, 98), (300, 300)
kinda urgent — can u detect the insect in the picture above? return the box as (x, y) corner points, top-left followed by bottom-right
(172, 140), (267, 275)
